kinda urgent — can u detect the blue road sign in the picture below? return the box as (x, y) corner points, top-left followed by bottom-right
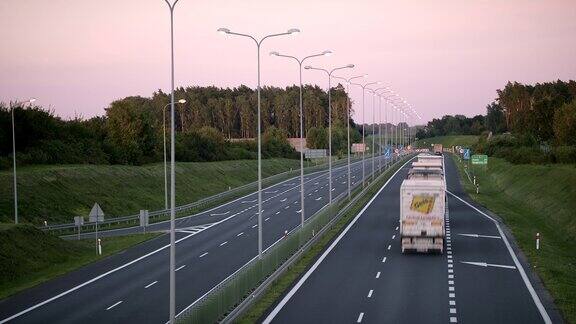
(384, 147), (392, 158)
(463, 148), (471, 160)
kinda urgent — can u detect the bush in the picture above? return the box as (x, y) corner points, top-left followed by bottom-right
(552, 146), (576, 164)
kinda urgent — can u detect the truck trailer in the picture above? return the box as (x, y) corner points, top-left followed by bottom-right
(400, 156), (446, 253)
(433, 144), (443, 155)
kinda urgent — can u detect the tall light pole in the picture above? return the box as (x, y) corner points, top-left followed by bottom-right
(163, 0), (180, 322)
(218, 27), (299, 258)
(350, 81), (379, 187)
(269, 50), (331, 227)
(10, 98), (36, 224)
(305, 64), (355, 205)
(369, 87), (388, 178)
(332, 74), (366, 199)
(162, 99), (186, 210)
(373, 87), (389, 173)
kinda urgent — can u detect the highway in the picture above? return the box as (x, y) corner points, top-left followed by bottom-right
(0, 154), (393, 323)
(264, 155), (562, 324)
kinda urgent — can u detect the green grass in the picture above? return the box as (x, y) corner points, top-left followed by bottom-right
(0, 224), (159, 300)
(451, 155), (576, 323)
(237, 158), (408, 323)
(0, 158), (301, 225)
(414, 135), (479, 148)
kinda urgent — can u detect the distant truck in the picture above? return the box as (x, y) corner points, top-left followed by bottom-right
(399, 154), (446, 253)
(433, 144), (443, 155)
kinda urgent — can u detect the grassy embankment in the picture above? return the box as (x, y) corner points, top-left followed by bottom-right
(416, 135), (575, 322)
(0, 224), (159, 300)
(0, 158), (301, 225)
(413, 135), (479, 148)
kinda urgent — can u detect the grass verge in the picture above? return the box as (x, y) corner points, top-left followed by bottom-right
(451, 154), (575, 323)
(413, 135), (479, 148)
(236, 159), (408, 323)
(0, 224), (159, 300)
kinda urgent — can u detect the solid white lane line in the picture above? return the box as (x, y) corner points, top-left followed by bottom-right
(357, 312), (364, 323)
(176, 265), (186, 272)
(210, 211), (230, 216)
(263, 158), (414, 324)
(237, 232), (244, 237)
(199, 252), (208, 258)
(145, 281), (158, 289)
(376, 272), (381, 279)
(219, 241), (228, 247)
(106, 301), (123, 310)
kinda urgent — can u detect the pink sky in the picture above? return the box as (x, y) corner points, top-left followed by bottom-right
(1, 0), (575, 125)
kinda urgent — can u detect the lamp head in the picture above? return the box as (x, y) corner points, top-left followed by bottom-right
(178, 99), (187, 104)
(346, 64), (355, 68)
(322, 50), (333, 56)
(217, 28), (230, 35)
(269, 51), (279, 56)
(29, 98), (37, 103)
(288, 28), (300, 35)
(304, 65), (312, 70)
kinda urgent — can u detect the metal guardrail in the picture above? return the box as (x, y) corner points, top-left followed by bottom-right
(40, 156), (363, 235)
(175, 154), (414, 323)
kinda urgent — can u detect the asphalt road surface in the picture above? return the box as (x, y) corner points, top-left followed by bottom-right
(264, 155), (561, 324)
(0, 154), (395, 324)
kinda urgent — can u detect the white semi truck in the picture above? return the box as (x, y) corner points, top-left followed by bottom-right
(400, 154), (446, 253)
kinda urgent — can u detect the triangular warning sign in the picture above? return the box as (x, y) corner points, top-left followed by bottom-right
(89, 203), (105, 222)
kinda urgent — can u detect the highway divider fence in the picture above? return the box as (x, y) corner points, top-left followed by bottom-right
(176, 154), (414, 323)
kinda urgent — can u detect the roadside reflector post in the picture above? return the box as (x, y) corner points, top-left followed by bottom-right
(476, 183), (479, 194)
(536, 232), (540, 250)
(98, 238), (102, 255)
(473, 175), (476, 185)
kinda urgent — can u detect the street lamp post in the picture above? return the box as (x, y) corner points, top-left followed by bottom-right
(162, 0), (180, 321)
(332, 74), (366, 199)
(10, 98), (36, 224)
(218, 27), (299, 258)
(370, 87), (388, 177)
(304, 64), (354, 205)
(350, 81), (379, 188)
(162, 99), (186, 211)
(270, 50), (331, 228)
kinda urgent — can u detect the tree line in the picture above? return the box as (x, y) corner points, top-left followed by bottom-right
(416, 79), (576, 163)
(0, 84), (363, 168)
